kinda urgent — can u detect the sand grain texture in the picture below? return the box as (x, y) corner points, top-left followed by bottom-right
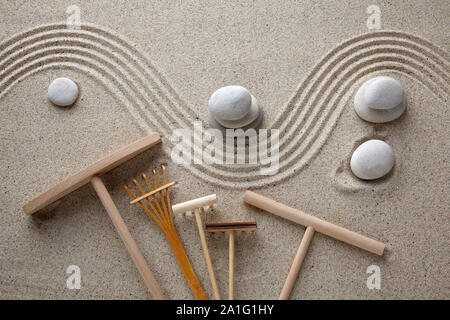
(0, 0), (448, 299)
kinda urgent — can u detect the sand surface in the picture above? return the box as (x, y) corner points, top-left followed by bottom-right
(0, 1), (449, 299)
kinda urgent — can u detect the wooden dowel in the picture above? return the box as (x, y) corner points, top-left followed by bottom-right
(229, 230), (235, 300)
(194, 209), (221, 300)
(279, 226), (315, 300)
(129, 181), (176, 204)
(243, 191), (385, 255)
(90, 176), (165, 300)
(172, 194), (217, 214)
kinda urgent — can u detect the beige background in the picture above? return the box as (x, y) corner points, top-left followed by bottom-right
(0, 0), (448, 299)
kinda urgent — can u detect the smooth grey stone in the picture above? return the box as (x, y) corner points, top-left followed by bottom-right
(350, 139), (395, 180)
(208, 108), (263, 135)
(208, 86), (252, 121)
(47, 77), (79, 106)
(364, 76), (404, 110)
(354, 76), (406, 123)
(216, 95), (260, 128)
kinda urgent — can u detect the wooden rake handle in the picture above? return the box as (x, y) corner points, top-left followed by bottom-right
(244, 190), (386, 300)
(165, 227), (208, 300)
(91, 176), (165, 299)
(229, 230), (235, 300)
(279, 226), (315, 300)
(243, 191), (385, 255)
(194, 209), (221, 300)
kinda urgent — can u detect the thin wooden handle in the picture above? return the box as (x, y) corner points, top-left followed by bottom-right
(229, 230), (235, 300)
(90, 176), (165, 300)
(244, 191), (385, 255)
(166, 227), (208, 300)
(194, 209), (221, 300)
(279, 226), (315, 300)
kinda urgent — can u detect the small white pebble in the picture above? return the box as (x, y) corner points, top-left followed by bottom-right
(47, 77), (79, 106)
(350, 139), (395, 180)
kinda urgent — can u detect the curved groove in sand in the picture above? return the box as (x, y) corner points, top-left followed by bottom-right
(1, 39), (445, 181)
(0, 55), (427, 189)
(0, 25), (198, 127)
(0, 23), (448, 188)
(0, 46), (176, 138)
(0, 30), (196, 132)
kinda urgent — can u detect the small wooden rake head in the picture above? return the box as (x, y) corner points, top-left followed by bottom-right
(123, 164), (177, 234)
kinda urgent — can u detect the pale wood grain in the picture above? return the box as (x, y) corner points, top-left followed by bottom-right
(279, 226), (315, 300)
(91, 176), (165, 300)
(130, 181), (176, 204)
(229, 230), (235, 300)
(194, 208), (221, 300)
(243, 190), (385, 255)
(172, 194), (217, 214)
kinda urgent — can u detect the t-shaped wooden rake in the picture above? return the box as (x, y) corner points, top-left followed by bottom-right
(22, 134), (165, 299)
(206, 221), (257, 300)
(243, 190), (385, 300)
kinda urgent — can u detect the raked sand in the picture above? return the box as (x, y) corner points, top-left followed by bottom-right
(0, 1), (448, 299)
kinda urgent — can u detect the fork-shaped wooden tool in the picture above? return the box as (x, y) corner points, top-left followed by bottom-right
(123, 165), (208, 300)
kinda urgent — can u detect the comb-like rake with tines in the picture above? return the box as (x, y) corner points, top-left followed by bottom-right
(206, 221), (257, 300)
(123, 164), (208, 300)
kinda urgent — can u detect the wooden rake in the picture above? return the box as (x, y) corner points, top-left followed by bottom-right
(206, 221), (257, 300)
(23, 134), (165, 299)
(243, 190), (385, 300)
(172, 194), (221, 300)
(123, 165), (208, 300)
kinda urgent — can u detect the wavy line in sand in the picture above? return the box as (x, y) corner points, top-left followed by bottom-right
(0, 27), (446, 188)
(1, 37), (446, 184)
(0, 24), (448, 188)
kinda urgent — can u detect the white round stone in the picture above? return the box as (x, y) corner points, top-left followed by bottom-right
(208, 86), (252, 121)
(208, 108), (263, 135)
(354, 76), (405, 123)
(364, 76), (404, 110)
(47, 77), (79, 106)
(350, 139), (395, 180)
(216, 94), (260, 128)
